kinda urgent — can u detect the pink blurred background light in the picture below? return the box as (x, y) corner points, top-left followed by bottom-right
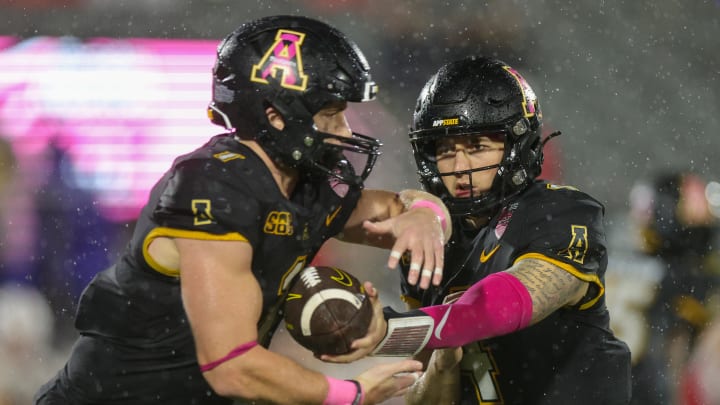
(0, 36), (219, 221)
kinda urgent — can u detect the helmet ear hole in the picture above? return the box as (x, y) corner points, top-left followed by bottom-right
(213, 63), (234, 84)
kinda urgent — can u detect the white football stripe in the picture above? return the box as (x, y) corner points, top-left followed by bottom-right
(300, 289), (363, 336)
(300, 267), (322, 288)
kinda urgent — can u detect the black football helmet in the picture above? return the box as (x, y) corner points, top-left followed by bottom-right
(207, 15), (381, 187)
(409, 56), (555, 217)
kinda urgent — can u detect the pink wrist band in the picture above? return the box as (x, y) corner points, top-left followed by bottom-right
(421, 272), (533, 349)
(410, 199), (448, 231)
(199, 340), (258, 372)
(324, 376), (364, 405)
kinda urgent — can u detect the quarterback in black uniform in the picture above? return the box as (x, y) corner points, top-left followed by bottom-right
(34, 16), (452, 405)
(353, 57), (631, 404)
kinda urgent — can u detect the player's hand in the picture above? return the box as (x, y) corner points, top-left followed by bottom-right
(320, 282), (387, 363)
(355, 360), (424, 405)
(363, 207), (445, 290)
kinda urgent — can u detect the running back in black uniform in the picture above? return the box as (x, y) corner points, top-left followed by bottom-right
(35, 15), (443, 405)
(35, 134), (358, 404)
(401, 181), (631, 404)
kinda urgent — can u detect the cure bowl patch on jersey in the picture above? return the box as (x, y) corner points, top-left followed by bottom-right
(495, 202), (518, 239)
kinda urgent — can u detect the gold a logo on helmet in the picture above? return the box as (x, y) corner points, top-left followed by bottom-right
(251, 29), (309, 91)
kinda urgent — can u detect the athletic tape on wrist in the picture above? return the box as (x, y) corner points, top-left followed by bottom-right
(371, 307), (434, 357)
(409, 199), (448, 232)
(324, 376), (363, 405)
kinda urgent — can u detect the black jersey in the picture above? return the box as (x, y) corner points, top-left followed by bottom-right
(36, 133), (361, 405)
(400, 181), (631, 405)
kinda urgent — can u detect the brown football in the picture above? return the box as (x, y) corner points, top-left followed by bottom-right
(283, 266), (373, 355)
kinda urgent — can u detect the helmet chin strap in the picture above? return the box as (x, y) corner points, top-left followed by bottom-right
(542, 130), (562, 146)
(257, 77), (321, 169)
(301, 145), (355, 182)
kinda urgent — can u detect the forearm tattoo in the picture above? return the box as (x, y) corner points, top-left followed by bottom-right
(507, 259), (585, 323)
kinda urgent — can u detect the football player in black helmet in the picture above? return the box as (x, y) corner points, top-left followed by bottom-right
(348, 57), (631, 404)
(34, 15), (454, 405)
(207, 15), (382, 186)
(409, 56), (552, 221)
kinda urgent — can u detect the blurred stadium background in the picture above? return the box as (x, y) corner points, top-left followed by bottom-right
(0, 1), (718, 404)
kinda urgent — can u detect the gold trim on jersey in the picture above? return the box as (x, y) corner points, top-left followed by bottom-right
(400, 294), (422, 309)
(514, 252), (605, 310)
(461, 342), (503, 404)
(277, 255), (309, 295)
(401, 284), (470, 309)
(545, 183), (579, 192)
(448, 285), (471, 295)
(142, 227), (249, 277)
(212, 150), (246, 162)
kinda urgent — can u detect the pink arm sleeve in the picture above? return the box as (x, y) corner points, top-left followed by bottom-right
(421, 271), (533, 349)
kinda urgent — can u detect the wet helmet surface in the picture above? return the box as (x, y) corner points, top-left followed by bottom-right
(208, 15), (381, 187)
(410, 56), (546, 217)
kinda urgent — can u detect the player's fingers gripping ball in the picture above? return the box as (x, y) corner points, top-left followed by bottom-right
(284, 266), (373, 355)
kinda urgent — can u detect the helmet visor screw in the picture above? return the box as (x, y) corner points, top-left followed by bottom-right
(512, 170), (527, 186)
(512, 119), (528, 136)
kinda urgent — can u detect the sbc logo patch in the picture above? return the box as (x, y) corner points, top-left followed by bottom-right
(264, 211), (293, 236)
